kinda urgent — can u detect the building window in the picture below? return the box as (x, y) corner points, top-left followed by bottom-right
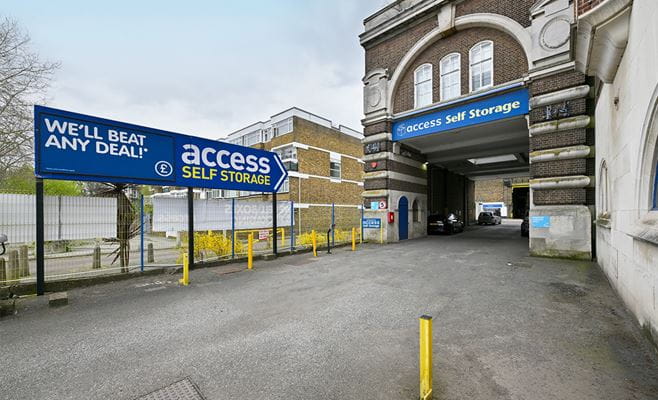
(470, 41), (493, 92)
(412, 199), (420, 222)
(440, 53), (461, 101)
(414, 63), (433, 108)
(330, 152), (341, 179)
(273, 117), (293, 137)
(278, 178), (290, 193)
(262, 128), (271, 142)
(275, 145), (298, 171)
(243, 130), (261, 146)
(599, 160), (611, 217)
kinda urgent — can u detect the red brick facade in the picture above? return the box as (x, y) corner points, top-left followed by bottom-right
(455, 0), (537, 27)
(392, 27), (528, 113)
(577, 0), (606, 15)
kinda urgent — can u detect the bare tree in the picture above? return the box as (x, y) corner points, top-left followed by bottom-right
(0, 17), (59, 180)
(85, 182), (140, 273)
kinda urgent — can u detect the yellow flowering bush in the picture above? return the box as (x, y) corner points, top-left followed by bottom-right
(178, 231), (244, 263)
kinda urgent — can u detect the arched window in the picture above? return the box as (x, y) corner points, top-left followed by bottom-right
(440, 53), (461, 101)
(599, 160), (611, 217)
(469, 41), (493, 92)
(414, 64), (433, 108)
(412, 199), (420, 222)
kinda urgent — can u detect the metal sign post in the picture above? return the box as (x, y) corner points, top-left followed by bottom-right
(35, 178), (45, 296)
(187, 187), (194, 272)
(272, 192), (278, 257)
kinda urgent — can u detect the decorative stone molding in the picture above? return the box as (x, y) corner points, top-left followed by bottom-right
(363, 189), (390, 198)
(575, 0), (632, 83)
(530, 175), (592, 190)
(529, 115), (592, 136)
(529, 145), (593, 162)
(363, 68), (389, 119)
(364, 171), (427, 186)
(529, 85), (592, 108)
(529, 0), (574, 69)
(362, 132), (392, 144)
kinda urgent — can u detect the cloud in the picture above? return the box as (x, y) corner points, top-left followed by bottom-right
(33, 1), (385, 140)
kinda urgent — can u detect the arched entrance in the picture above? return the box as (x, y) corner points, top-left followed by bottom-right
(399, 196), (408, 240)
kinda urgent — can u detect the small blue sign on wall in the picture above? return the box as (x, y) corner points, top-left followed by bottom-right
(392, 87), (529, 141)
(362, 218), (381, 229)
(531, 216), (551, 228)
(34, 106), (287, 192)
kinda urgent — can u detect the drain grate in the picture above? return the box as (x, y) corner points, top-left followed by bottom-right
(135, 378), (205, 400)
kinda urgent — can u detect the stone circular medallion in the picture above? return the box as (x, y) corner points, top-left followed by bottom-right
(367, 86), (382, 108)
(540, 17), (571, 50)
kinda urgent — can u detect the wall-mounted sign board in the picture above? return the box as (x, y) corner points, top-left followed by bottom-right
(392, 87), (529, 141)
(531, 216), (551, 228)
(34, 106), (288, 192)
(363, 218), (381, 229)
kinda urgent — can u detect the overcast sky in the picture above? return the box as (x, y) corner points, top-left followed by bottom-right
(4, 0), (389, 139)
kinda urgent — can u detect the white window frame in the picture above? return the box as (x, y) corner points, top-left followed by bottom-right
(329, 152), (341, 179)
(273, 117), (293, 137)
(440, 53), (461, 101)
(278, 177), (290, 193)
(414, 63), (433, 108)
(469, 41), (494, 93)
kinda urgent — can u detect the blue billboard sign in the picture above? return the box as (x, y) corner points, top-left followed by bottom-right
(362, 218), (381, 229)
(34, 106), (288, 192)
(392, 88), (529, 141)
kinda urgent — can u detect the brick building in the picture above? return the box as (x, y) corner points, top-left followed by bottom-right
(221, 108), (364, 232)
(360, 0), (658, 342)
(360, 0), (592, 256)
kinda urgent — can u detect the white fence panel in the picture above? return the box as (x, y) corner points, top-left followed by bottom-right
(152, 198), (291, 232)
(0, 194), (117, 243)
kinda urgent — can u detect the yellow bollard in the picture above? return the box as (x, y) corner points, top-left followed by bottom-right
(281, 228), (285, 247)
(419, 315), (433, 400)
(179, 254), (190, 286)
(312, 230), (317, 257)
(352, 227), (356, 251)
(248, 233), (253, 270)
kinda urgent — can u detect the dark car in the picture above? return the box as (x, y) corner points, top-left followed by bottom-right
(427, 213), (464, 235)
(521, 213), (529, 237)
(478, 211), (501, 225)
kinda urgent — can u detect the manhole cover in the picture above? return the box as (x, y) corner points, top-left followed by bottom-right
(135, 378), (205, 400)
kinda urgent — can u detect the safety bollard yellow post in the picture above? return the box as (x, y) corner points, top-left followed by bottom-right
(248, 233), (253, 270)
(179, 254), (190, 286)
(312, 230), (317, 257)
(281, 228), (285, 248)
(419, 315), (433, 400)
(352, 227), (356, 251)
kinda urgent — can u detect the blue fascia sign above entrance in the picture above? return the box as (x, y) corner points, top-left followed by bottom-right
(34, 106), (288, 192)
(392, 87), (530, 141)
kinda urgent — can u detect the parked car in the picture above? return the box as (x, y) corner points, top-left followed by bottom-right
(478, 211), (501, 225)
(427, 213), (464, 235)
(521, 213), (529, 237)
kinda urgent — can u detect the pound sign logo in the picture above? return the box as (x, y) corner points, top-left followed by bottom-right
(154, 161), (173, 177)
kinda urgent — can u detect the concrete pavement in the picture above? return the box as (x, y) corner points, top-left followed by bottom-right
(1, 222), (657, 399)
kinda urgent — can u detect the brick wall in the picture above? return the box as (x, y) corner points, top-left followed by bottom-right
(455, 0), (537, 27)
(392, 27), (528, 113)
(256, 116), (363, 207)
(577, 0), (606, 15)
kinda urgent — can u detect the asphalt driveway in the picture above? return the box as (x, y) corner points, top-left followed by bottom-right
(1, 222), (657, 399)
